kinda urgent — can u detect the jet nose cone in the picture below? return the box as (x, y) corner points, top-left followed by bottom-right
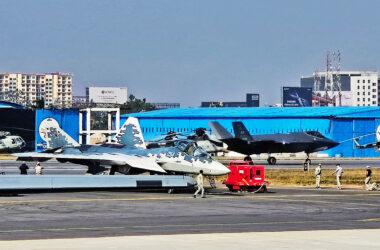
(329, 140), (340, 148)
(213, 161), (230, 175)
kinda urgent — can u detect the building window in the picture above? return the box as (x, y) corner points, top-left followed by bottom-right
(363, 79), (366, 83)
(373, 82), (376, 86)
(368, 98), (371, 101)
(363, 98), (365, 101)
(373, 101), (377, 105)
(368, 92), (370, 95)
(368, 80), (371, 83)
(357, 98), (360, 101)
(368, 86), (371, 89)
(373, 89), (376, 92)
(373, 95), (376, 98)
(358, 80), (360, 83)
(363, 92), (365, 95)
(357, 92), (360, 95)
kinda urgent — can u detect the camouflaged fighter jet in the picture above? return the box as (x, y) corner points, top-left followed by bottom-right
(13, 117), (230, 175)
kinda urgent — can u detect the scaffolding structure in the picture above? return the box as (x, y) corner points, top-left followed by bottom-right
(313, 50), (342, 106)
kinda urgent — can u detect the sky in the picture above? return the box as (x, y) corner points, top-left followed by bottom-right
(1, 0), (380, 106)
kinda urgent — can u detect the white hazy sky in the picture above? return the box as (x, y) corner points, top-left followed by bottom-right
(1, 0), (380, 106)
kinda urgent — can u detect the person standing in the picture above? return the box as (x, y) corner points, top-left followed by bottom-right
(19, 162), (29, 175)
(332, 164), (344, 189)
(315, 163), (322, 189)
(35, 162), (43, 175)
(365, 166), (372, 190)
(194, 170), (205, 198)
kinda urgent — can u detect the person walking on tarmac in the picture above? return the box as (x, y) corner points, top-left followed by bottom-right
(19, 161), (29, 175)
(315, 163), (322, 189)
(194, 170), (205, 198)
(35, 162), (43, 175)
(365, 166), (372, 190)
(332, 164), (344, 189)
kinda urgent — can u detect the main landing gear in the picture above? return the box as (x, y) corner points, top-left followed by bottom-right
(267, 156), (276, 165)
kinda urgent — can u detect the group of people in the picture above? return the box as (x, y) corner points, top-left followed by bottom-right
(18, 162), (43, 175)
(315, 163), (377, 190)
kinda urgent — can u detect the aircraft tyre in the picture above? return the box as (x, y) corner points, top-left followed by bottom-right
(244, 155), (252, 162)
(267, 157), (276, 165)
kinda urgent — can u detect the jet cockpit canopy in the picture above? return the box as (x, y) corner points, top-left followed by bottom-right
(174, 140), (210, 159)
(305, 131), (326, 139)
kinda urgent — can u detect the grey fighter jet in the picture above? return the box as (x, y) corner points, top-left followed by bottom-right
(146, 128), (227, 155)
(14, 117), (230, 176)
(209, 121), (339, 165)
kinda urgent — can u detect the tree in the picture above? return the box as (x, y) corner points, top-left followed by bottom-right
(120, 95), (156, 114)
(33, 98), (45, 109)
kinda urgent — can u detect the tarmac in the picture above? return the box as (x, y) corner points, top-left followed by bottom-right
(1, 159), (380, 248)
(1, 158), (380, 174)
(0, 186), (380, 241)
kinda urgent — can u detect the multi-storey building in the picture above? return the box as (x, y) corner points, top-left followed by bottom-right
(0, 72), (73, 108)
(301, 71), (378, 106)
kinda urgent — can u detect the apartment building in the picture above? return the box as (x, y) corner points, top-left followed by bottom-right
(0, 72), (73, 108)
(301, 71), (378, 106)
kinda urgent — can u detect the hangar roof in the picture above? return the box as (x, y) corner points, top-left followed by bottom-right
(0, 101), (25, 109)
(123, 107), (380, 119)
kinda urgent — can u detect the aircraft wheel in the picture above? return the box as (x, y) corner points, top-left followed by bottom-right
(244, 155), (252, 162)
(305, 159), (311, 165)
(267, 157), (276, 165)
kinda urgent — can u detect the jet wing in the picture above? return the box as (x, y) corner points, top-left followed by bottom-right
(13, 152), (166, 173)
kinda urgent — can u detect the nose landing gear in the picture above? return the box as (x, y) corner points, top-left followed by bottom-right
(304, 153), (311, 165)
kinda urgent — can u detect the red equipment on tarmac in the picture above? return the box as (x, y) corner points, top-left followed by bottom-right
(224, 161), (268, 192)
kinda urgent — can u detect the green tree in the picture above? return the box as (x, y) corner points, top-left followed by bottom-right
(120, 95), (156, 114)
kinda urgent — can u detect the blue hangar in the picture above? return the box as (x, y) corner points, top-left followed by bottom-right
(121, 107), (380, 157)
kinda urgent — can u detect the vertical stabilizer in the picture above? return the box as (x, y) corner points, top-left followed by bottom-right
(208, 121), (233, 140)
(40, 118), (80, 148)
(232, 122), (253, 141)
(114, 117), (146, 149)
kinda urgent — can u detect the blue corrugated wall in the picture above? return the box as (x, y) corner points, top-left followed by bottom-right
(33, 108), (380, 157)
(120, 116), (380, 157)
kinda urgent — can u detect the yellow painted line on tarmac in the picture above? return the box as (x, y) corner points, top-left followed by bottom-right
(0, 192), (379, 204)
(251, 197), (380, 207)
(359, 218), (380, 222)
(0, 196), (189, 204)
(1, 218), (380, 234)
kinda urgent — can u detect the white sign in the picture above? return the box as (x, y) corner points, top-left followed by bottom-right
(88, 87), (128, 104)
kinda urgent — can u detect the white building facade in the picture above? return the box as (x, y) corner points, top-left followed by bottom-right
(301, 71), (378, 106)
(0, 72), (73, 108)
(351, 72), (378, 106)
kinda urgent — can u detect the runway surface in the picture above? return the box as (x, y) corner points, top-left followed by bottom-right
(1, 158), (380, 175)
(0, 185), (380, 240)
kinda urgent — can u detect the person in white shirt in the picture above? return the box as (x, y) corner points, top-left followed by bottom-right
(35, 162), (43, 175)
(332, 164), (343, 189)
(194, 170), (205, 198)
(315, 164), (322, 189)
